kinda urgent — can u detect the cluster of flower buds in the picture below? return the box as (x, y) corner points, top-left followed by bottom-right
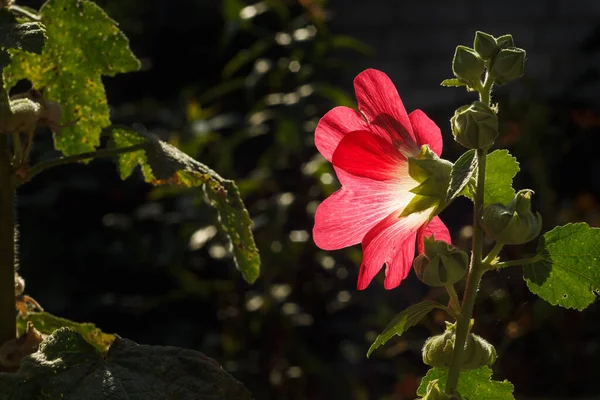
(414, 236), (468, 287)
(422, 322), (497, 370)
(481, 189), (542, 245)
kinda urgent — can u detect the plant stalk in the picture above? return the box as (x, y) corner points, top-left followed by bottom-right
(444, 73), (494, 395)
(0, 135), (16, 346)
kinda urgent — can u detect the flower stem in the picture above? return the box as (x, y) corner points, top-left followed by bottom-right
(445, 284), (461, 317)
(494, 255), (542, 269)
(444, 73), (495, 394)
(482, 242), (504, 265)
(24, 143), (148, 183)
(0, 135), (16, 347)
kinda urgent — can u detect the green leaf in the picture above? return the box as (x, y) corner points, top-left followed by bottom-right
(16, 311), (115, 352)
(110, 129), (260, 284)
(0, 328), (252, 400)
(417, 366), (514, 399)
(463, 149), (519, 207)
(524, 223), (600, 310)
(4, 0), (140, 156)
(446, 149), (476, 203)
(0, 9), (46, 54)
(367, 301), (447, 357)
(441, 78), (467, 87)
(110, 127), (153, 180)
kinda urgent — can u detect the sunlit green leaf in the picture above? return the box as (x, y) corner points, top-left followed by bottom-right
(16, 311), (114, 352)
(4, 0), (140, 156)
(367, 301), (447, 357)
(109, 127), (153, 180)
(0, 328), (252, 400)
(417, 367), (514, 399)
(446, 149), (476, 203)
(524, 223), (600, 310)
(441, 78), (467, 87)
(463, 149), (519, 207)
(0, 8), (46, 54)
(109, 128), (260, 284)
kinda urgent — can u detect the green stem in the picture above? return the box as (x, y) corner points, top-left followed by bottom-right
(482, 242), (504, 265)
(0, 135), (16, 347)
(445, 285), (461, 318)
(444, 74), (494, 395)
(24, 143), (148, 183)
(494, 255), (542, 269)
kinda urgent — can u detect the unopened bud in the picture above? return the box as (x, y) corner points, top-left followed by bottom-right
(414, 237), (468, 287)
(491, 48), (526, 85)
(473, 31), (498, 60)
(452, 45), (484, 85)
(496, 34), (514, 49)
(481, 189), (542, 245)
(461, 333), (497, 370)
(451, 101), (498, 149)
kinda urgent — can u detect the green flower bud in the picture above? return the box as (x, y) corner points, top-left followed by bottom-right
(452, 45), (484, 85)
(422, 380), (455, 400)
(491, 48), (526, 85)
(401, 145), (453, 218)
(473, 31), (498, 60)
(461, 333), (497, 370)
(481, 189), (542, 245)
(414, 237), (468, 287)
(423, 322), (496, 370)
(451, 101), (498, 149)
(496, 34), (514, 49)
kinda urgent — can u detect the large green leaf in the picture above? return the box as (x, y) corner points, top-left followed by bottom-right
(463, 149), (519, 207)
(446, 149), (476, 203)
(367, 301), (447, 357)
(3, 0), (140, 156)
(16, 311), (115, 352)
(0, 328), (252, 400)
(0, 8), (46, 54)
(524, 223), (600, 310)
(110, 129), (260, 284)
(417, 367), (514, 399)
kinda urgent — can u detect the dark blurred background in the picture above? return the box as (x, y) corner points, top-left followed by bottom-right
(12, 0), (600, 398)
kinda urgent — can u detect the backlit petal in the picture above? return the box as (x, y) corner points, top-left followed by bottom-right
(314, 106), (368, 161)
(417, 216), (451, 254)
(313, 174), (413, 250)
(332, 130), (406, 181)
(409, 110), (443, 156)
(357, 209), (430, 290)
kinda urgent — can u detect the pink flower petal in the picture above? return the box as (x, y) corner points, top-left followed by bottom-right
(409, 110), (443, 156)
(357, 210), (430, 290)
(313, 172), (413, 250)
(332, 130), (406, 181)
(417, 216), (451, 254)
(314, 106), (368, 162)
(353, 69), (414, 141)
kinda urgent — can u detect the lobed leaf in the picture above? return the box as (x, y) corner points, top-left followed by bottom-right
(367, 301), (447, 357)
(110, 128), (260, 284)
(417, 366), (514, 399)
(0, 328), (252, 400)
(3, 0), (140, 156)
(524, 223), (600, 310)
(462, 149), (519, 207)
(16, 311), (114, 352)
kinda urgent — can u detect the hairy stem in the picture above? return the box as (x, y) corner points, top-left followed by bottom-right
(494, 255), (542, 269)
(0, 135), (16, 346)
(24, 143), (148, 183)
(445, 73), (494, 395)
(482, 242), (504, 265)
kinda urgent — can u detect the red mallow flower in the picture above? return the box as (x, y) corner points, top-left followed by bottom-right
(313, 69), (451, 290)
